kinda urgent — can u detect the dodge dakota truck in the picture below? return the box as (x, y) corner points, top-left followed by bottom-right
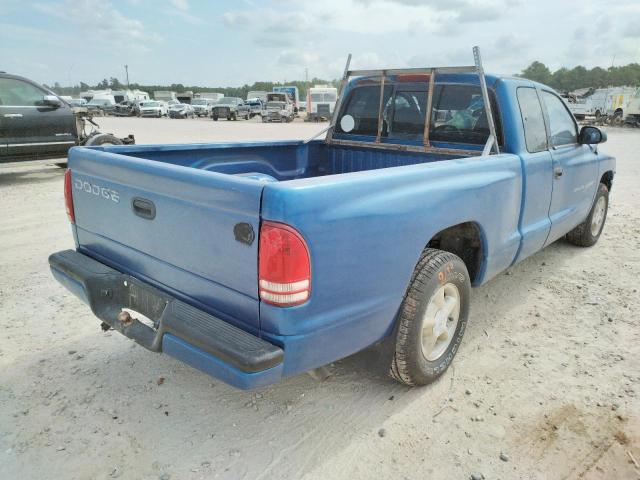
(49, 50), (614, 390)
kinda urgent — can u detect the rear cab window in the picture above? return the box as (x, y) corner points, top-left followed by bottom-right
(334, 76), (502, 148)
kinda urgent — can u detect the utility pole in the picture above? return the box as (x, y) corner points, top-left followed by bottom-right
(305, 67), (308, 83)
(124, 64), (130, 88)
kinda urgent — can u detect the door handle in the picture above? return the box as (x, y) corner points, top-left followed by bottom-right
(554, 167), (563, 178)
(3, 113), (23, 118)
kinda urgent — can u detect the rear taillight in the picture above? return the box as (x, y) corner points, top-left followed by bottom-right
(259, 221), (311, 306)
(64, 169), (75, 223)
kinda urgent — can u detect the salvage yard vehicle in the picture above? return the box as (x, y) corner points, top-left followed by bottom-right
(113, 100), (140, 117)
(625, 92), (640, 126)
(0, 72), (134, 162)
(49, 48), (615, 390)
(85, 96), (116, 116)
(168, 103), (195, 119)
(262, 100), (294, 122)
(211, 97), (250, 121)
(139, 100), (167, 118)
(192, 98), (216, 117)
(246, 98), (264, 117)
(273, 85), (300, 114)
(306, 85), (337, 122)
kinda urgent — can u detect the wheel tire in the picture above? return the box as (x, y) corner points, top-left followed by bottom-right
(232, 113), (237, 121)
(84, 133), (123, 147)
(389, 249), (470, 386)
(566, 183), (609, 247)
(245, 113), (250, 120)
(213, 116), (218, 121)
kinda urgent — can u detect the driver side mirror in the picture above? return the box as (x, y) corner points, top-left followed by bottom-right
(579, 126), (606, 145)
(43, 95), (62, 107)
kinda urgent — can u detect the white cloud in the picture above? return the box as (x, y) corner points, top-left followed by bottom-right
(170, 0), (189, 10)
(33, 0), (162, 52)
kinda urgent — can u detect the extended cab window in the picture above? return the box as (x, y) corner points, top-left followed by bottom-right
(542, 91), (577, 147)
(0, 77), (47, 106)
(429, 84), (499, 145)
(516, 87), (547, 153)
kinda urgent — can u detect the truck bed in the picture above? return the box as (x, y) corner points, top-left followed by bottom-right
(107, 140), (466, 181)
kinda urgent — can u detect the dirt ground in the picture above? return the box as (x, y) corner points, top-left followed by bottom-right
(1, 118), (639, 480)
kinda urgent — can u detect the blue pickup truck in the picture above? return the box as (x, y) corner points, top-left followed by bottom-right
(49, 56), (614, 390)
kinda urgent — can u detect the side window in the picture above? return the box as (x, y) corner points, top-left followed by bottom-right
(542, 91), (577, 147)
(336, 84), (392, 136)
(0, 77), (47, 106)
(516, 87), (547, 153)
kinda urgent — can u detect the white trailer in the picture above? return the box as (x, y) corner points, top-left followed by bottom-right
(195, 92), (224, 102)
(306, 85), (338, 122)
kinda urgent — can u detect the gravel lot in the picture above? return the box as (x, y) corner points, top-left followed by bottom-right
(1, 118), (639, 480)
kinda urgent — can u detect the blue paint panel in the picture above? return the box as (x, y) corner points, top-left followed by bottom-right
(57, 73), (616, 388)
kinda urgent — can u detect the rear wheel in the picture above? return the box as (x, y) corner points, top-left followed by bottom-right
(566, 183), (609, 247)
(389, 249), (470, 386)
(213, 116), (218, 121)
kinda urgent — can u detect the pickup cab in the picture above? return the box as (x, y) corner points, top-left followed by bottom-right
(0, 73), (134, 162)
(49, 56), (615, 390)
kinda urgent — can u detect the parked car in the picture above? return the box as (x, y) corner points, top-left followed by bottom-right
(113, 100), (140, 117)
(49, 62), (614, 390)
(245, 98), (264, 118)
(139, 100), (167, 118)
(262, 100), (294, 123)
(0, 73), (134, 162)
(273, 85), (300, 115)
(168, 103), (195, 119)
(85, 97), (116, 116)
(211, 97), (250, 121)
(191, 98), (216, 117)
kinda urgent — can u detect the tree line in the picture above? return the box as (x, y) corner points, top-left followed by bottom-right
(46, 77), (341, 100)
(45, 60), (640, 99)
(519, 61), (640, 92)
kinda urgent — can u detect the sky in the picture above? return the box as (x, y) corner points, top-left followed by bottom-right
(1, 0), (639, 88)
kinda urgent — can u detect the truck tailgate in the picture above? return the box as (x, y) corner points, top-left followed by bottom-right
(68, 147), (264, 331)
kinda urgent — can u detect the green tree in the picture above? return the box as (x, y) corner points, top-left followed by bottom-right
(520, 61), (552, 85)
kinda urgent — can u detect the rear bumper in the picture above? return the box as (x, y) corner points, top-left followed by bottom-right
(49, 250), (284, 389)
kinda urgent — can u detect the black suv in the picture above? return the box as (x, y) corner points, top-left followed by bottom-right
(0, 73), (133, 163)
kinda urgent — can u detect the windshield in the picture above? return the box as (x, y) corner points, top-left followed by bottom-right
(192, 99), (207, 105)
(267, 101), (284, 108)
(142, 101), (159, 107)
(217, 97), (235, 105)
